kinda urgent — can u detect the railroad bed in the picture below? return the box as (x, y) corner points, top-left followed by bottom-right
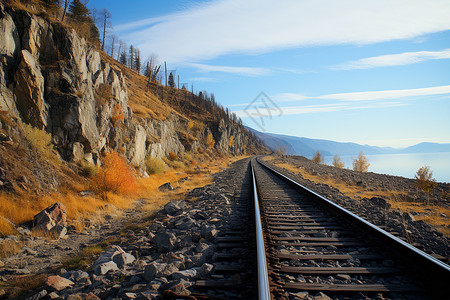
(251, 159), (450, 300)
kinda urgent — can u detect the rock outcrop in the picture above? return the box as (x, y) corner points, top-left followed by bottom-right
(0, 3), (265, 171)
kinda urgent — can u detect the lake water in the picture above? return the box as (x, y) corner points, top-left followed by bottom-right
(322, 152), (450, 183)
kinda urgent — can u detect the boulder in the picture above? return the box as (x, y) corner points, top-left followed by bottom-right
(163, 200), (185, 215)
(94, 245), (135, 271)
(46, 275), (74, 291)
(33, 202), (67, 232)
(113, 251), (136, 268)
(152, 232), (176, 252)
(143, 262), (179, 282)
(159, 183), (174, 192)
(94, 261), (119, 275)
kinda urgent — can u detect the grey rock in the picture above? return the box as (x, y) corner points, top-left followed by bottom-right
(25, 289), (47, 300)
(153, 232), (176, 252)
(197, 263), (214, 277)
(113, 252), (136, 268)
(160, 279), (193, 295)
(314, 292), (331, 300)
(144, 262), (179, 282)
(136, 290), (161, 300)
(159, 182), (174, 192)
(171, 268), (197, 281)
(163, 200), (185, 215)
(94, 261), (119, 275)
(200, 225), (217, 241)
(33, 202), (67, 232)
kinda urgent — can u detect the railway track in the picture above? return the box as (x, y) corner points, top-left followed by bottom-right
(251, 158), (450, 299)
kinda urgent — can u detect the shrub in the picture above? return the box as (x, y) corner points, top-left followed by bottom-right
(228, 135), (235, 147)
(81, 161), (98, 177)
(352, 151), (370, 172)
(168, 152), (178, 161)
(312, 151), (324, 164)
(91, 152), (137, 200)
(20, 122), (58, 162)
(275, 147), (284, 156)
(332, 155), (345, 168)
(415, 166), (437, 193)
(187, 121), (194, 130)
(146, 157), (167, 175)
(206, 133), (215, 149)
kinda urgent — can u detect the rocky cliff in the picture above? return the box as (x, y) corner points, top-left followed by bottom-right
(0, 3), (264, 170)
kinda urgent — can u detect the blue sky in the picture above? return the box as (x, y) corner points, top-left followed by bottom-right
(88, 0), (450, 148)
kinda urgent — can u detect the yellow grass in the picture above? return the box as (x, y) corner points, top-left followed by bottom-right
(274, 162), (407, 200)
(0, 239), (23, 259)
(273, 161), (450, 237)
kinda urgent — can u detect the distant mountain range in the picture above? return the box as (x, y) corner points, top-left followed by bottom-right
(247, 127), (450, 157)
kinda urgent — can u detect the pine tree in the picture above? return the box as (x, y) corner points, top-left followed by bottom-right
(168, 72), (175, 87)
(135, 49), (141, 73)
(69, 0), (90, 21)
(119, 51), (127, 65)
(128, 45), (135, 70)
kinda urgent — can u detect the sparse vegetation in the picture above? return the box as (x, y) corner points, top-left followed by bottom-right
(168, 151), (178, 161)
(414, 166), (437, 193)
(352, 151), (370, 172)
(332, 154), (345, 168)
(145, 157), (167, 175)
(228, 135), (235, 148)
(276, 147), (284, 156)
(206, 133), (215, 149)
(20, 122), (59, 163)
(312, 151), (324, 164)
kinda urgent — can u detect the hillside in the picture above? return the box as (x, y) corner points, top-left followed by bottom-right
(0, 1), (267, 237)
(0, 2), (266, 177)
(249, 127), (450, 157)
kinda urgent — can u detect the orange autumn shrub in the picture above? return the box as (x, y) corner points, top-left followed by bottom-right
(91, 151), (138, 200)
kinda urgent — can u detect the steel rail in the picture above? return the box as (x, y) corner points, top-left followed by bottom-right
(251, 160), (271, 300)
(256, 158), (450, 297)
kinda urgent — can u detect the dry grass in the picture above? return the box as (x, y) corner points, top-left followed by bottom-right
(273, 161), (450, 237)
(0, 239), (23, 259)
(274, 162), (407, 200)
(0, 274), (47, 299)
(390, 202), (450, 237)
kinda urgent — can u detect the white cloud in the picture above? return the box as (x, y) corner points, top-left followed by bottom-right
(235, 102), (406, 117)
(273, 93), (310, 102)
(334, 48), (450, 70)
(188, 77), (218, 82)
(268, 85), (450, 103)
(318, 85), (450, 101)
(188, 63), (270, 76)
(118, 0), (450, 63)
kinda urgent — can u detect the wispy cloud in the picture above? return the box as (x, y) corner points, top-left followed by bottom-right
(334, 48), (450, 70)
(188, 77), (218, 82)
(270, 85), (450, 103)
(187, 63), (270, 76)
(235, 102), (406, 117)
(273, 93), (310, 102)
(318, 85), (450, 101)
(233, 84), (450, 117)
(118, 0), (450, 63)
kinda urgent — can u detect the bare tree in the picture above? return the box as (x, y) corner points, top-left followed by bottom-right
(109, 34), (117, 58)
(61, 0), (69, 22)
(99, 8), (112, 51)
(117, 40), (126, 60)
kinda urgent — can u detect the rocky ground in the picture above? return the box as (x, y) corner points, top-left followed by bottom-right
(264, 155), (450, 262)
(0, 158), (256, 300)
